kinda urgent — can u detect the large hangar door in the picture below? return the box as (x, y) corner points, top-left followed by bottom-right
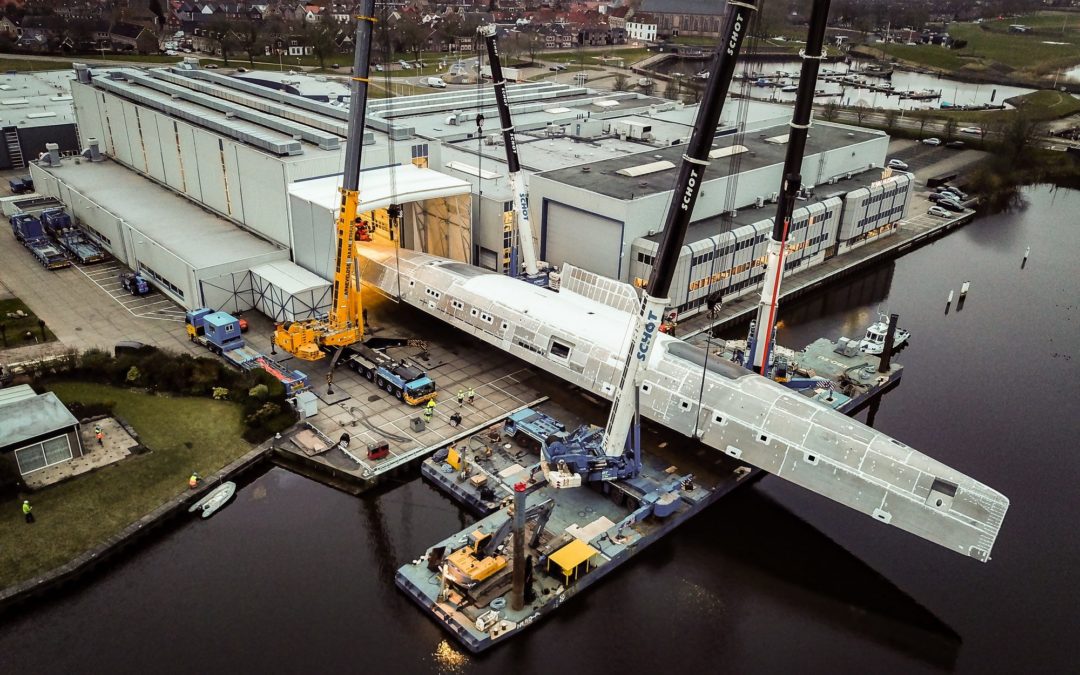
(544, 202), (623, 280)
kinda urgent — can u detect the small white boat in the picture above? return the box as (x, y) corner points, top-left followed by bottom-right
(781, 85), (798, 93)
(858, 313), (911, 355)
(188, 481), (236, 519)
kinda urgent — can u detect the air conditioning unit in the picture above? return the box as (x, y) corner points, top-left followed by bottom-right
(829, 176), (838, 184)
(769, 191), (779, 203)
(755, 195), (765, 208)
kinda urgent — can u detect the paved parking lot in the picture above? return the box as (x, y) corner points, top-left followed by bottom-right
(72, 260), (187, 323)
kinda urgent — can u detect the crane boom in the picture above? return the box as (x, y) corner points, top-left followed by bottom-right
(748, 0), (831, 373)
(542, 0), (759, 487)
(273, 2), (376, 360)
(479, 24), (540, 277)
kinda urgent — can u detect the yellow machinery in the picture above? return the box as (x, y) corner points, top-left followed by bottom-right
(273, 7), (375, 361)
(444, 529), (508, 589)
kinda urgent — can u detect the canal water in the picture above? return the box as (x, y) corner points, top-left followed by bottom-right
(655, 57), (1035, 110)
(2, 186), (1078, 673)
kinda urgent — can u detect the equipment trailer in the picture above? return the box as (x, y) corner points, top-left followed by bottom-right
(10, 213), (70, 269)
(344, 340), (436, 406)
(40, 208), (108, 265)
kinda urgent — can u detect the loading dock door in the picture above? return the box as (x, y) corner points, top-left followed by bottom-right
(544, 202), (623, 280)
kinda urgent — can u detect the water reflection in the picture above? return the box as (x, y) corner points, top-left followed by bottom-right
(654, 57), (1035, 111)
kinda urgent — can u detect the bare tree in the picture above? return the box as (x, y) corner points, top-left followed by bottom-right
(612, 73), (629, 91)
(884, 108), (899, 131)
(943, 117), (958, 142)
(237, 17), (266, 66)
(822, 100), (839, 121)
(1002, 112), (1038, 162)
(305, 22), (338, 70)
(663, 78), (679, 100)
(207, 17), (236, 65)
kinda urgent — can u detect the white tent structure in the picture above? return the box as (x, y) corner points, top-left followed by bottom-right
(250, 261), (332, 322)
(288, 164), (473, 279)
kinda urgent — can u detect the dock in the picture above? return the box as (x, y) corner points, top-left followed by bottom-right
(676, 203), (976, 338)
(396, 352), (898, 652)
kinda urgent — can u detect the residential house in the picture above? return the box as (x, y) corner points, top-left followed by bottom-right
(626, 13), (657, 42)
(110, 21), (159, 53)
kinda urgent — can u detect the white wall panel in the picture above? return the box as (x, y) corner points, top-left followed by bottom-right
(121, 100), (147, 174)
(155, 116), (184, 193)
(139, 107), (166, 183)
(222, 142), (245, 223)
(235, 145), (289, 247)
(177, 124), (202, 202)
(103, 95), (132, 166)
(193, 131), (228, 215)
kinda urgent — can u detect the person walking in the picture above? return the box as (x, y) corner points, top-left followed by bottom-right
(22, 499), (34, 524)
(95, 430), (104, 446)
(189, 472), (200, 489)
(424, 398), (437, 422)
(467, 388), (475, 404)
(456, 389), (465, 406)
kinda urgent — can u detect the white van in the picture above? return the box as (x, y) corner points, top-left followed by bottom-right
(425, 77), (447, 88)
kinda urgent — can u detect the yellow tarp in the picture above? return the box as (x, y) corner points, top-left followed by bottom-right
(548, 539), (598, 579)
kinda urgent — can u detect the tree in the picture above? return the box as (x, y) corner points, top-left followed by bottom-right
(943, 117), (958, 142)
(1001, 112), (1038, 162)
(395, 15), (426, 62)
(237, 17), (266, 65)
(305, 22), (338, 70)
(207, 17), (236, 65)
(884, 108), (898, 131)
(918, 115), (929, 137)
(612, 73), (629, 91)
(664, 78), (679, 100)
(822, 100), (839, 121)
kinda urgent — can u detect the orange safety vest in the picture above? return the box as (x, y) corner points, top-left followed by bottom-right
(189, 475), (198, 488)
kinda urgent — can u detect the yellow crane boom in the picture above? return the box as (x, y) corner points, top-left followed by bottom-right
(274, 4), (376, 361)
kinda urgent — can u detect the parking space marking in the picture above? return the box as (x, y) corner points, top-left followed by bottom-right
(72, 262), (185, 322)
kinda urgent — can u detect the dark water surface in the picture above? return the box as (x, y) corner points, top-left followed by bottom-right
(3, 186), (1078, 674)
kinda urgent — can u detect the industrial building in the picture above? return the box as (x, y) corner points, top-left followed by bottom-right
(0, 70), (80, 170)
(25, 62), (910, 322)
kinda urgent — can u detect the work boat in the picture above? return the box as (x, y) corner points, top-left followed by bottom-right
(859, 313), (911, 354)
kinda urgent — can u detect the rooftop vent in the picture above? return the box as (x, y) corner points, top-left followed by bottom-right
(708, 144), (749, 159)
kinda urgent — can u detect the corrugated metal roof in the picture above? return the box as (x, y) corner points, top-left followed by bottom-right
(0, 384), (36, 407)
(0, 389), (79, 450)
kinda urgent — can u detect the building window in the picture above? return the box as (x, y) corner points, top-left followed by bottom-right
(138, 263), (184, 299)
(15, 435), (72, 474)
(411, 143), (429, 168)
(549, 340), (572, 359)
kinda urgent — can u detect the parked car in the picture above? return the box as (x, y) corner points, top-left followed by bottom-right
(938, 198), (964, 212)
(959, 126), (982, 135)
(921, 137), (941, 146)
(374, 63), (384, 71)
(204, 63), (218, 69)
(937, 185), (967, 200)
(928, 192), (957, 203)
(927, 205), (951, 218)
(945, 140), (965, 149)
(887, 158), (909, 170)
(425, 76), (447, 88)
(549, 63), (567, 71)
(331, 63), (340, 69)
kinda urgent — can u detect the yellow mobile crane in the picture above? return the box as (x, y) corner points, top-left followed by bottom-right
(273, 3), (375, 362)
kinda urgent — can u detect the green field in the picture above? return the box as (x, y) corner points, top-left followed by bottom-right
(0, 57), (76, 73)
(876, 18), (1080, 77)
(0, 381), (251, 590)
(0, 297), (57, 349)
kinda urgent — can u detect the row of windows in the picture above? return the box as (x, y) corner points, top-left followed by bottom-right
(138, 263), (184, 299)
(82, 222), (112, 246)
(411, 143), (429, 160)
(865, 185), (904, 204)
(685, 230), (830, 293)
(857, 204), (904, 229)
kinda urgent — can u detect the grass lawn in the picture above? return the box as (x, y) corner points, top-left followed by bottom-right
(0, 297), (57, 349)
(0, 58), (76, 73)
(875, 21), (1080, 76)
(0, 381), (251, 590)
(901, 89), (1080, 124)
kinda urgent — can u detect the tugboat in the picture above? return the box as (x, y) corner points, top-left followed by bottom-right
(858, 312), (910, 354)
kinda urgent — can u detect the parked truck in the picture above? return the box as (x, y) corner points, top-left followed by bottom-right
(119, 271), (151, 296)
(10, 213), (70, 269)
(344, 341), (437, 406)
(40, 208), (107, 265)
(185, 308), (309, 395)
